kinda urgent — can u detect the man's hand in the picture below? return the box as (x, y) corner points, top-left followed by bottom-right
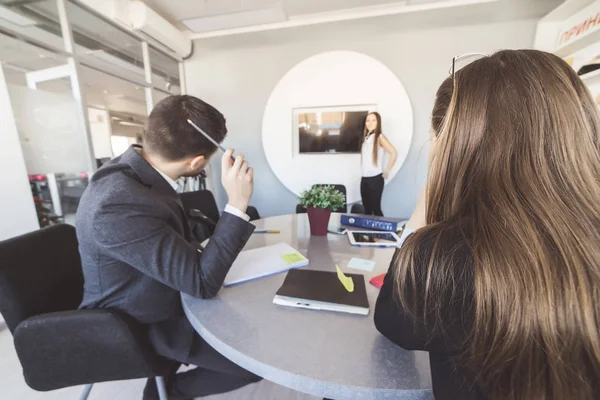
(221, 149), (254, 212)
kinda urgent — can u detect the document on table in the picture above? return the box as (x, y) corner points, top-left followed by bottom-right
(347, 258), (376, 272)
(224, 242), (308, 286)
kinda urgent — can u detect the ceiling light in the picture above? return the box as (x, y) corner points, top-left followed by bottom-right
(119, 121), (145, 127)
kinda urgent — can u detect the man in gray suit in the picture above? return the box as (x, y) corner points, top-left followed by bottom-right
(76, 95), (260, 399)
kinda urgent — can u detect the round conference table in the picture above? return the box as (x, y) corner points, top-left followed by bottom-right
(182, 213), (433, 400)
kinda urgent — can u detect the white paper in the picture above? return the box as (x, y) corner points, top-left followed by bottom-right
(224, 242), (308, 286)
(347, 257), (376, 272)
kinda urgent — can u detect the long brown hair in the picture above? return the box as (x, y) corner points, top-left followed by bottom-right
(396, 50), (600, 399)
(363, 111), (382, 165)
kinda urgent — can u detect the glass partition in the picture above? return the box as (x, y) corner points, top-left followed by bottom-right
(6, 81), (91, 224)
(82, 66), (147, 115)
(153, 88), (170, 106)
(149, 45), (180, 88)
(24, 1), (144, 68)
(110, 110), (146, 156)
(8, 83), (91, 174)
(0, 0), (65, 53)
(0, 0), (184, 229)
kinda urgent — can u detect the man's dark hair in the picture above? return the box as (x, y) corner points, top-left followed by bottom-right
(144, 95), (227, 161)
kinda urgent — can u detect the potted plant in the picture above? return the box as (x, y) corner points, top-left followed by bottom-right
(298, 185), (346, 236)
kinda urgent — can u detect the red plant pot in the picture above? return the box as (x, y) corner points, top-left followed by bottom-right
(306, 207), (331, 236)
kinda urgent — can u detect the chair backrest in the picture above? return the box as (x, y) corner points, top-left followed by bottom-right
(180, 190), (220, 225)
(0, 224), (83, 333)
(246, 206), (260, 221)
(350, 203), (365, 215)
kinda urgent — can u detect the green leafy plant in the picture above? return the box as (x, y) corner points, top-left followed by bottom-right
(298, 185), (345, 211)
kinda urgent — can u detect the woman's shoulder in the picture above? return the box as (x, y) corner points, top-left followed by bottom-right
(406, 221), (475, 327)
(412, 221), (471, 258)
(407, 221), (474, 284)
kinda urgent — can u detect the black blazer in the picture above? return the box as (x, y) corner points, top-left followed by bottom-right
(76, 145), (254, 361)
(374, 227), (482, 400)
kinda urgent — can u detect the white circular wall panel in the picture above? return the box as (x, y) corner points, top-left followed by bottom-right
(262, 51), (413, 203)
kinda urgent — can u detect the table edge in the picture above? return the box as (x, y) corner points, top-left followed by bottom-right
(181, 293), (433, 400)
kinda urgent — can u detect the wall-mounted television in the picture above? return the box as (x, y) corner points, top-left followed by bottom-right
(293, 105), (376, 154)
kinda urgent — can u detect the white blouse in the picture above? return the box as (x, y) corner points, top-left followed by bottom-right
(361, 133), (385, 178)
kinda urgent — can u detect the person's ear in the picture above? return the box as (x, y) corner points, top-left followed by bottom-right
(189, 155), (206, 172)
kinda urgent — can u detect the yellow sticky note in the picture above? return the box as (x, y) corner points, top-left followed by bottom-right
(336, 265), (354, 293)
(281, 252), (305, 265)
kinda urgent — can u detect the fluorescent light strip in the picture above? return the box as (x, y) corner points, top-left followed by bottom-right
(119, 121), (145, 127)
(190, 0), (499, 39)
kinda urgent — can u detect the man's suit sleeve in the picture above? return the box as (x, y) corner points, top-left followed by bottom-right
(92, 200), (254, 299)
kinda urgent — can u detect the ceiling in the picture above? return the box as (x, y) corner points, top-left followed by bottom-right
(144, 0), (411, 23)
(1, 0), (564, 115)
(141, 0), (564, 37)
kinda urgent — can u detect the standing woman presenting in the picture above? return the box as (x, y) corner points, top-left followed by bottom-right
(360, 112), (397, 216)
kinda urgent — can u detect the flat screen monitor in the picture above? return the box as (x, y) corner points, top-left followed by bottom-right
(293, 105), (376, 154)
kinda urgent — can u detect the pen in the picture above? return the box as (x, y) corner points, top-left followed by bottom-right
(254, 229), (280, 234)
(187, 119), (236, 162)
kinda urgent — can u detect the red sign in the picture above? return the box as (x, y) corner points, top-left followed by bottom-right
(560, 12), (600, 45)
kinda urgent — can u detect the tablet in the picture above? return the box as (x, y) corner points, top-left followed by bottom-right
(327, 225), (348, 235)
(347, 230), (401, 248)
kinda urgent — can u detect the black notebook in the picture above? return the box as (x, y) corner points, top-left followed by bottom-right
(273, 269), (370, 315)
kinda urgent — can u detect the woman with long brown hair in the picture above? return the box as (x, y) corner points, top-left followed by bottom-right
(374, 49), (600, 400)
(360, 112), (398, 216)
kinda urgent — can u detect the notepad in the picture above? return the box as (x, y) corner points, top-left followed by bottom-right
(281, 252), (306, 265)
(224, 243), (308, 286)
(347, 257), (376, 272)
(273, 269), (370, 316)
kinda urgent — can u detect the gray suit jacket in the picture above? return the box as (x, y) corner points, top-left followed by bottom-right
(76, 145), (254, 360)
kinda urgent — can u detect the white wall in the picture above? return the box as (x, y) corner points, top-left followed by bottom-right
(262, 50), (414, 203)
(185, 18), (538, 218)
(0, 66), (39, 241)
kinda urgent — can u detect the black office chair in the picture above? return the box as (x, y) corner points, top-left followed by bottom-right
(295, 184), (347, 214)
(246, 206), (260, 221)
(181, 191), (261, 233)
(0, 225), (174, 400)
(180, 190), (220, 226)
(350, 203), (365, 215)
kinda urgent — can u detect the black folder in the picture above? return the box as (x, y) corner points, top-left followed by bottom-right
(273, 269), (370, 315)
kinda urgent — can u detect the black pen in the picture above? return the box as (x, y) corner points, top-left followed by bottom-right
(187, 119), (236, 162)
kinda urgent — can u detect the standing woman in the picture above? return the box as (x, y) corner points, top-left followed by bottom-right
(360, 112), (397, 216)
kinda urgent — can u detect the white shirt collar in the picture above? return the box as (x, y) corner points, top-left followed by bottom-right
(151, 165), (179, 191)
